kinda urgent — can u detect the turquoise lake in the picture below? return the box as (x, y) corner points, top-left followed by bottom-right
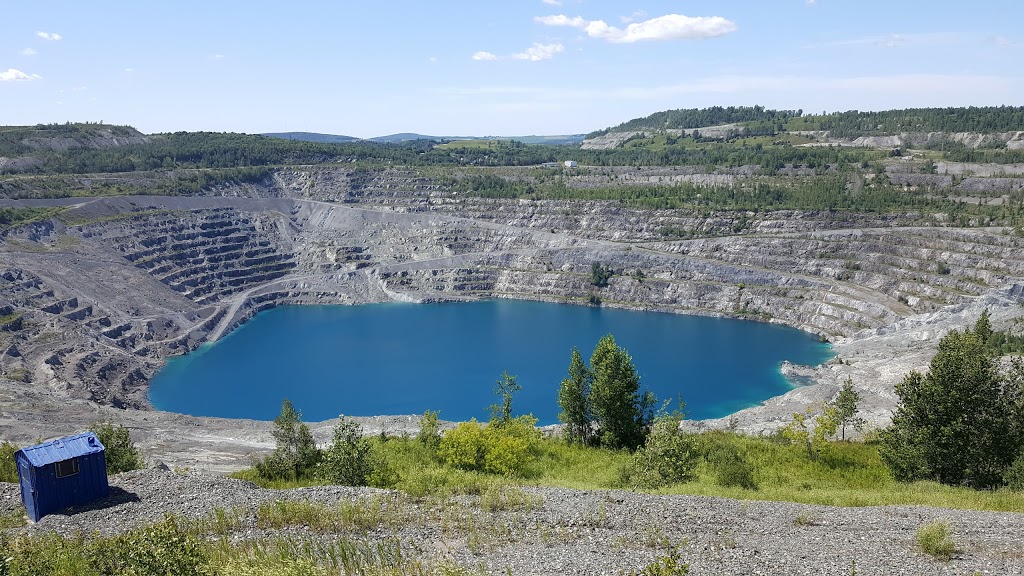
(148, 300), (834, 424)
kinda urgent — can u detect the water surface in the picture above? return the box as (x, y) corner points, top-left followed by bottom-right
(149, 300), (833, 424)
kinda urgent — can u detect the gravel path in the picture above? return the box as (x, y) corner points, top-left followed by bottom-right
(2, 467), (1022, 575)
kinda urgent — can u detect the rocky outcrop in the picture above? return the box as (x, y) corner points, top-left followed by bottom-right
(19, 127), (150, 151)
(583, 128), (1024, 150)
(3, 175), (1024, 428)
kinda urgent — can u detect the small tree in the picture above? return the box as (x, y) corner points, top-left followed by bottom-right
(489, 371), (522, 425)
(590, 262), (613, 288)
(257, 399), (320, 481)
(834, 377), (865, 441)
(558, 347), (592, 445)
(417, 410), (442, 452)
(94, 422), (143, 474)
(781, 404), (839, 460)
(880, 322), (1022, 488)
(590, 334), (656, 450)
(317, 416), (371, 486)
(626, 410), (699, 489)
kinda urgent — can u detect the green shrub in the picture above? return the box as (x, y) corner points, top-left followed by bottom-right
(93, 422), (143, 474)
(1, 515), (205, 576)
(1, 532), (98, 576)
(1004, 452), (1024, 491)
(916, 521), (956, 561)
(90, 515), (207, 576)
(438, 416), (540, 477)
(701, 433), (759, 490)
(0, 442), (18, 483)
(715, 457), (758, 490)
(438, 420), (487, 471)
(626, 418), (699, 489)
(316, 416), (371, 486)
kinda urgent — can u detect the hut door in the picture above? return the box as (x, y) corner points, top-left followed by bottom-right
(17, 459), (35, 520)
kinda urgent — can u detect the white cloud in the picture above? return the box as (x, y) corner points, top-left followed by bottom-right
(473, 43), (564, 62)
(511, 43), (564, 61)
(536, 13), (737, 43)
(18, 48), (37, 56)
(534, 14), (587, 27)
(993, 35), (1016, 48)
(36, 31), (62, 41)
(541, 0), (562, 5)
(209, 53), (225, 60)
(124, 67), (135, 73)
(0, 68), (42, 81)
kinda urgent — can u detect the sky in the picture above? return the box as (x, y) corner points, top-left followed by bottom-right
(2, 1), (1023, 138)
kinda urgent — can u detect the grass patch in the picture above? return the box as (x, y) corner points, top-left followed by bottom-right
(0, 312), (22, 328)
(0, 510), (478, 576)
(0, 206), (64, 229)
(479, 483), (543, 512)
(916, 521), (956, 561)
(255, 496), (404, 533)
(436, 140), (502, 150)
(234, 432), (1024, 513)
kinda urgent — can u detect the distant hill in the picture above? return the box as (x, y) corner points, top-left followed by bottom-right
(262, 132), (360, 144)
(369, 133), (442, 143)
(371, 133), (585, 145)
(582, 105), (1024, 150)
(264, 131), (585, 145)
(508, 134), (585, 145)
(587, 106), (800, 139)
(0, 123), (149, 156)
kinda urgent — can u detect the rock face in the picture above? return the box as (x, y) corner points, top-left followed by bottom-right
(19, 127), (151, 152)
(2, 167), (1024, 444)
(583, 128), (1024, 150)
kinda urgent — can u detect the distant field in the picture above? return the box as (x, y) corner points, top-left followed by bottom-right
(437, 139), (502, 150)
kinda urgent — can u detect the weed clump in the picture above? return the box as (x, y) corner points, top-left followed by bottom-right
(916, 521), (956, 561)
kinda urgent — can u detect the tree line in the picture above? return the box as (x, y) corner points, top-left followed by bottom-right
(587, 106), (802, 139)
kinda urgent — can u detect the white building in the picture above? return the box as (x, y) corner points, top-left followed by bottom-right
(564, 160), (578, 168)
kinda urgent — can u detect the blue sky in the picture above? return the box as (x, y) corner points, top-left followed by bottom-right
(2, 1), (1022, 137)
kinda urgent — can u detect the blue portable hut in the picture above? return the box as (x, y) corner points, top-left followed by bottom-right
(15, 432), (109, 522)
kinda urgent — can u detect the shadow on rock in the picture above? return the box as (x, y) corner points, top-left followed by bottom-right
(53, 486), (141, 517)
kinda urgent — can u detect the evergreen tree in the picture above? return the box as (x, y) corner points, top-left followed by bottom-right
(558, 347), (593, 445)
(880, 322), (1023, 488)
(834, 377), (865, 441)
(974, 308), (994, 344)
(589, 335), (656, 450)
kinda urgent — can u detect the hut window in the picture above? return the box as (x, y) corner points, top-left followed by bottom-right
(55, 459), (79, 478)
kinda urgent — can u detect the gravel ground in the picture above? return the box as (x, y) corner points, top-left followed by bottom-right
(2, 467), (1022, 575)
